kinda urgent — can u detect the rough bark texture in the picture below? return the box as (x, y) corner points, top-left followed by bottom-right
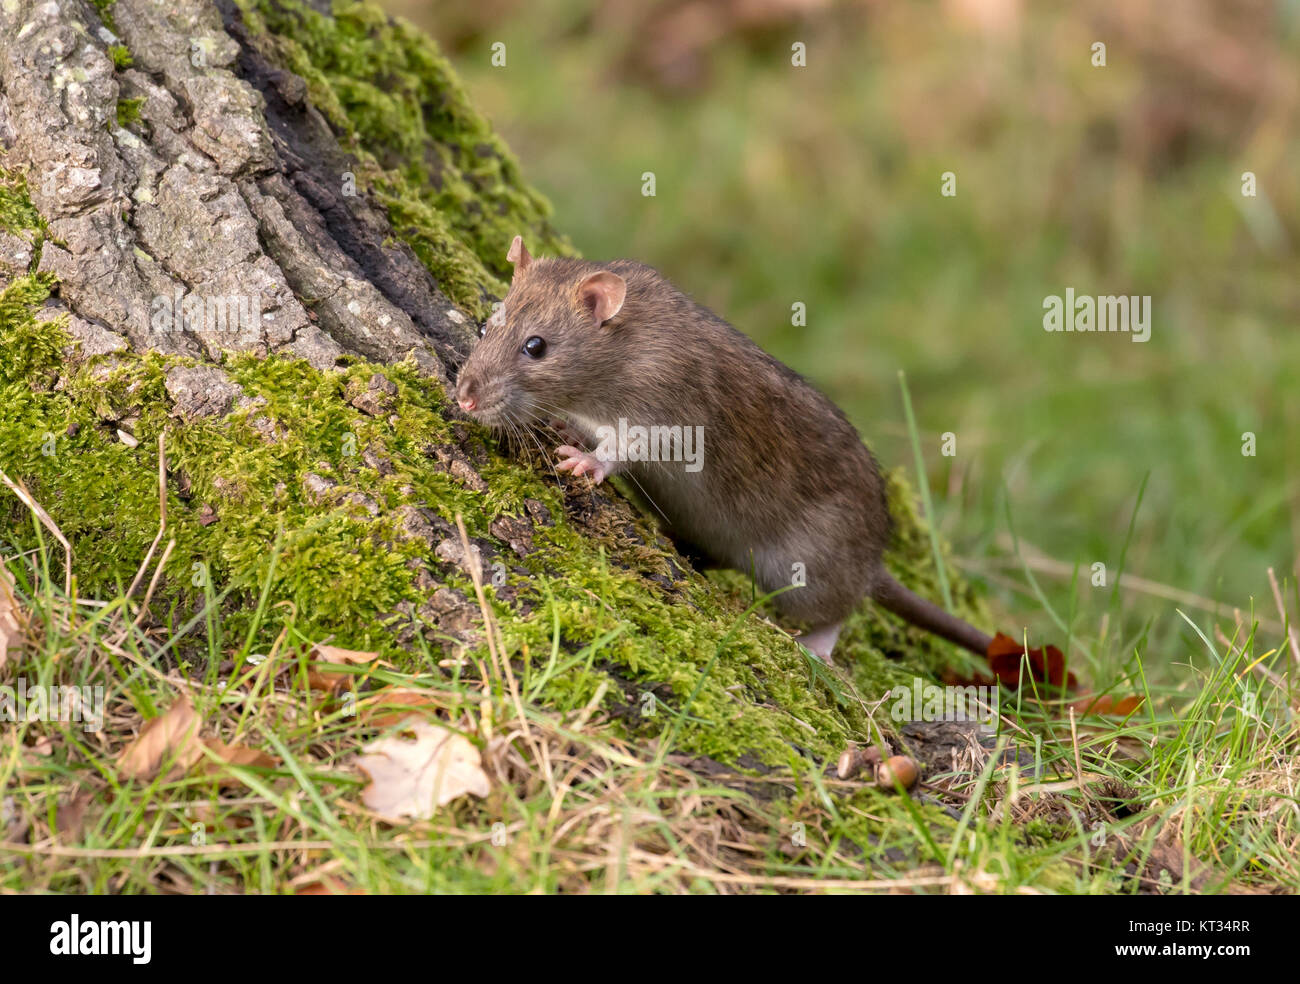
(0, 0), (990, 765)
(0, 0), (494, 374)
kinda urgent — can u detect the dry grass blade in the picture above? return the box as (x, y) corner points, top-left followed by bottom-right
(978, 535), (1286, 635)
(1214, 623), (1286, 689)
(131, 537), (175, 630)
(0, 468), (72, 596)
(124, 432), (169, 602)
(117, 432), (173, 640)
(455, 513), (553, 792)
(1266, 567), (1300, 668)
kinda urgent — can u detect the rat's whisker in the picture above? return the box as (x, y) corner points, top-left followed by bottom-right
(520, 399), (575, 437)
(505, 406), (568, 487)
(617, 465), (670, 525)
(504, 409), (565, 486)
(515, 403), (573, 447)
(498, 414), (528, 461)
(512, 408), (571, 486)
(521, 401), (667, 521)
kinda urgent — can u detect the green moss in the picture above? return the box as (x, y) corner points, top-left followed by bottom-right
(235, 0), (573, 318)
(0, 169), (45, 244)
(116, 97), (143, 128)
(0, 275), (63, 385)
(88, 0), (119, 35)
(108, 44), (133, 70)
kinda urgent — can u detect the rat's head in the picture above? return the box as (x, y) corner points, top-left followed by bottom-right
(455, 236), (627, 428)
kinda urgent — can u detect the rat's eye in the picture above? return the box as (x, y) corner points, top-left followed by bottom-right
(522, 336), (547, 359)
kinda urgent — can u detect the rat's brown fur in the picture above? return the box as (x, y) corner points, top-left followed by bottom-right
(456, 246), (992, 660)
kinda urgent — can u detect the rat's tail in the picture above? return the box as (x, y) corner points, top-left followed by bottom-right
(870, 571), (992, 657)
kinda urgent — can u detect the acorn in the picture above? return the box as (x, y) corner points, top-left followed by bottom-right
(836, 745), (885, 780)
(875, 755), (919, 791)
(836, 748), (862, 780)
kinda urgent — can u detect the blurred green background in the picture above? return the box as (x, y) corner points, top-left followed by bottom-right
(383, 0), (1299, 676)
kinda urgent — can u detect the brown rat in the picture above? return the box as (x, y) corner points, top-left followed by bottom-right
(454, 235), (992, 661)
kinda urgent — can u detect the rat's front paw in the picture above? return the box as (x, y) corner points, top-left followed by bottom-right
(556, 445), (612, 484)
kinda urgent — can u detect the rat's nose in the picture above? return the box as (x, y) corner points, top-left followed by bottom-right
(457, 378), (478, 413)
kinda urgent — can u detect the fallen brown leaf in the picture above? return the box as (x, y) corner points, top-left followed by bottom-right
(1070, 693), (1145, 717)
(311, 643), (381, 664)
(360, 688), (444, 728)
(307, 643), (380, 693)
(0, 564), (27, 672)
(986, 632), (1077, 690)
(356, 717), (490, 821)
(197, 739), (279, 789)
(117, 696), (204, 781)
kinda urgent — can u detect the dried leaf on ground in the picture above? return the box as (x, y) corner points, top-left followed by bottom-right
(1070, 693), (1145, 717)
(356, 717), (490, 821)
(197, 739), (279, 789)
(117, 696), (204, 781)
(311, 643), (381, 664)
(986, 632), (1078, 690)
(0, 565), (26, 672)
(360, 688), (444, 727)
(307, 643), (380, 693)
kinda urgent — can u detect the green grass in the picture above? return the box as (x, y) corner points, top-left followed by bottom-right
(2, 522), (1295, 894)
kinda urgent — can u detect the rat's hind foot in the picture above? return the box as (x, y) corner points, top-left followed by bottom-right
(556, 445), (615, 484)
(798, 622), (843, 662)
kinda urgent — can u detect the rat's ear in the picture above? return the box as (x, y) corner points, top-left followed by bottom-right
(506, 235), (533, 277)
(576, 271), (626, 327)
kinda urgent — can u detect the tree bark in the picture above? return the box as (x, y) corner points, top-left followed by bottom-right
(2, 0), (502, 371)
